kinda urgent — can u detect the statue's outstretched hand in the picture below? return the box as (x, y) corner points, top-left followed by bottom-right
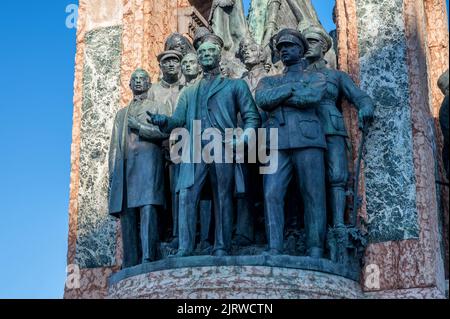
(146, 111), (168, 128)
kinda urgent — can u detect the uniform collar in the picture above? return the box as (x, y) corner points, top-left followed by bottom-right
(202, 67), (221, 81)
(283, 62), (304, 74)
(160, 78), (180, 89)
(306, 58), (327, 71)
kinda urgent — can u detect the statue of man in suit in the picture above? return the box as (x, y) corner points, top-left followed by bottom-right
(108, 68), (171, 268)
(255, 29), (328, 258)
(148, 34), (261, 257)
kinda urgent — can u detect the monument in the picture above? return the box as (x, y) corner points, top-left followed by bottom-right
(65, 0), (449, 299)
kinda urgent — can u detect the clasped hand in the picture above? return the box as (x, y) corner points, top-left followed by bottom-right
(146, 111), (168, 127)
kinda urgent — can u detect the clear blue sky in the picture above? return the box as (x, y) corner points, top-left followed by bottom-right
(0, 0), (447, 299)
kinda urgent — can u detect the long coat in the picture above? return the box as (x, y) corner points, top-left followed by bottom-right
(163, 75), (261, 192)
(108, 99), (170, 216)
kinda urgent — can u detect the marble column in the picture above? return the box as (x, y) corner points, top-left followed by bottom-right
(336, 0), (448, 298)
(65, 0), (194, 299)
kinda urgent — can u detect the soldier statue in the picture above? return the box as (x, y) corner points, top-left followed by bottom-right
(438, 69), (449, 179)
(148, 34), (261, 257)
(255, 29), (328, 258)
(149, 50), (184, 113)
(302, 26), (375, 227)
(108, 69), (171, 268)
(149, 50), (184, 249)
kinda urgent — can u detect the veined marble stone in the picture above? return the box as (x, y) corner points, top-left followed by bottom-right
(356, 0), (419, 242)
(108, 266), (364, 299)
(75, 25), (123, 268)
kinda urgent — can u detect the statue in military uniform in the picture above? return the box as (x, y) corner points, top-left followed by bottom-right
(108, 69), (171, 268)
(438, 69), (449, 179)
(302, 26), (375, 227)
(149, 50), (184, 114)
(255, 29), (328, 258)
(148, 34), (261, 257)
(249, 0), (336, 69)
(149, 50), (184, 250)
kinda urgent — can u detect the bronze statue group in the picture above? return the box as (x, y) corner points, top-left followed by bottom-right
(108, 0), (375, 269)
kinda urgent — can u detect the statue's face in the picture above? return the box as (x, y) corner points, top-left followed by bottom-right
(130, 72), (150, 94)
(198, 42), (221, 70)
(305, 37), (324, 60)
(220, 60), (231, 77)
(171, 37), (188, 56)
(278, 42), (304, 66)
(160, 57), (181, 78)
(181, 54), (200, 77)
(240, 40), (260, 66)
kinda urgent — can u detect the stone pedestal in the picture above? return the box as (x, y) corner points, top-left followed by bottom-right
(108, 265), (363, 299)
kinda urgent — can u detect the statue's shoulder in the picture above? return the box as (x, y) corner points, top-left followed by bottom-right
(228, 77), (246, 86)
(115, 107), (127, 117)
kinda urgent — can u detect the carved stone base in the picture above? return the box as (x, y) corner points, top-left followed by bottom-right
(108, 263), (363, 299)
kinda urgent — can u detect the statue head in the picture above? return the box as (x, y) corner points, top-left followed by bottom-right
(302, 25), (333, 62)
(193, 27), (213, 51)
(129, 68), (151, 95)
(164, 32), (195, 56)
(157, 50), (183, 82)
(181, 52), (201, 79)
(197, 34), (224, 71)
(275, 29), (309, 66)
(237, 36), (267, 69)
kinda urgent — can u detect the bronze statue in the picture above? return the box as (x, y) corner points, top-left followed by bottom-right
(233, 36), (273, 246)
(149, 50), (184, 250)
(438, 69), (449, 179)
(181, 52), (202, 87)
(148, 35), (261, 257)
(302, 26), (375, 227)
(108, 69), (171, 268)
(237, 36), (271, 98)
(255, 29), (328, 258)
(164, 32), (195, 57)
(149, 50), (184, 113)
(261, 0), (321, 48)
(249, 0), (336, 69)
(209, 0), (249, 56)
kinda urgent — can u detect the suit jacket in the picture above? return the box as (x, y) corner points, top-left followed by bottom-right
(255, 64), (327, 150)
(108, 98), (171, 216)
(306, 59), (375, 137)
(163, 74), (261, 192)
